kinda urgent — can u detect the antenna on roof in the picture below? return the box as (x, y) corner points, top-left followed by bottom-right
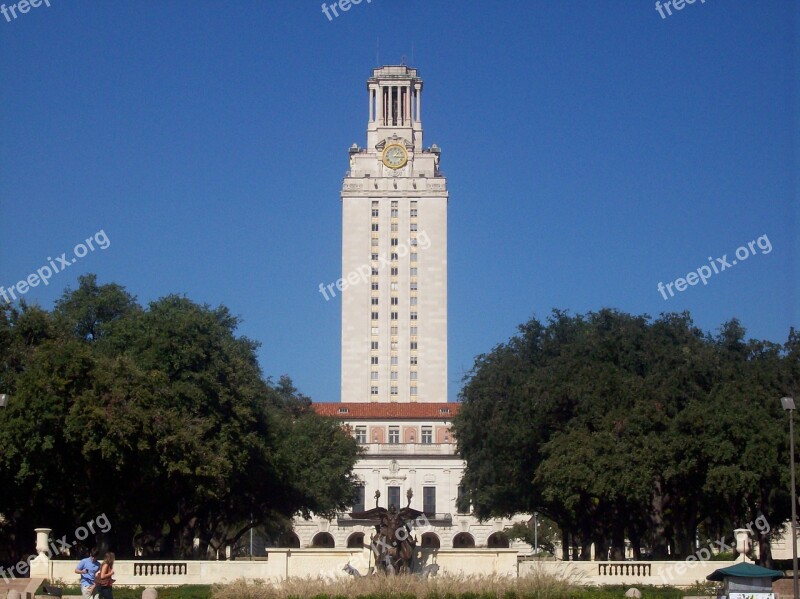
(401, 54), (406, 66)
(411, 41), (414, 66)
(376, 37), (380, 66)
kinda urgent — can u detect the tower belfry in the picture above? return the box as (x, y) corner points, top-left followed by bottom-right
(366, 66), (424, 151)
(341, 66), (448, 403)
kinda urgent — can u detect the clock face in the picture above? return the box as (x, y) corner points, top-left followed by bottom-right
(382, 144), (408, 169)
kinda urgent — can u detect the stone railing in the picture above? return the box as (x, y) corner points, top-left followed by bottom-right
(597, 562), (651, 577)
(133, 562), (188, 576)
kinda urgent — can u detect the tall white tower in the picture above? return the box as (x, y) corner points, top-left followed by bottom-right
(341, 66), (448, 403)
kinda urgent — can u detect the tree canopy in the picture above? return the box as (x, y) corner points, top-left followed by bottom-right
(453, 309), (799, 564)
(0, 275), (360, 562)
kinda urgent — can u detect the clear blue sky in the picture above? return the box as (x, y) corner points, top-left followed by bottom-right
(1, 1), (797, 402)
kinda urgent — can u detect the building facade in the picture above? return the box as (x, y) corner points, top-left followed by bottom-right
(293, 66), (529, 555)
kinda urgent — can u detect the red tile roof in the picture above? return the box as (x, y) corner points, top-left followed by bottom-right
(312, 402), (459, 420)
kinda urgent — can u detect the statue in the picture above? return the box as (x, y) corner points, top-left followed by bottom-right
(350, 489), (424, 574)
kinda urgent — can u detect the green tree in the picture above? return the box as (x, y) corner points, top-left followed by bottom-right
(0, 276), (360, 562)
(453, 309), (796, 562)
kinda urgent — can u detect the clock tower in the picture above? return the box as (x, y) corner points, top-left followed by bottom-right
(341, 66), (448, 403)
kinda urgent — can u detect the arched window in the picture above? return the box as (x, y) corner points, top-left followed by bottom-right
(347, 533), (365, 548)
(487, 532), (509, 548)
(421, 532), (441, 549)
(312, 532), (335, 548)
(453, 532), (475, 548)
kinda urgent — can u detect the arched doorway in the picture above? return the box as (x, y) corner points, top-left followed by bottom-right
(421, 532), (440, 548)
(347, 532), (365, 548)
(452, 532), (475, 548)
(487, 532), (509, 548)
(312, 532), (335, 548)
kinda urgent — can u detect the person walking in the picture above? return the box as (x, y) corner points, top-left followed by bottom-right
(95, 552), (115, 599)
(74, 549), (100, 599)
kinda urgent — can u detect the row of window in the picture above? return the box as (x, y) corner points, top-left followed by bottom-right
(352, 484), (435, 514)
(371, 200), (418, 218)
(371, 223), (419, 232)
(370, 371), (418, 380)
(370, 282), (419, 291)
(369, 341), (419, 350)
(354, 425), (430, 444)
(370, 386), (418, 396)
(370, 356), (419, 365)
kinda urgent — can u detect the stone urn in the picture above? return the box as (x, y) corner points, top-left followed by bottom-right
(142, 588), (158, 599)
(734, 528), (751, 560)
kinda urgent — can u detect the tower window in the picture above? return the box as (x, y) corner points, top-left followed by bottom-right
(372, 223), (379, 232)
(371, 341), (379, 350)
(371, 386), (378, 395)
(371, 356), (378, 365)
(410, 341), (418, 349)
(410, 312), (417, 320)
(411, 386), (418, 396)
(372, 297), (379, 305)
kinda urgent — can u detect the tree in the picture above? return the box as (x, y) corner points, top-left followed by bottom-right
(453, 308), (796, 562)
(0, 276), (360, 562)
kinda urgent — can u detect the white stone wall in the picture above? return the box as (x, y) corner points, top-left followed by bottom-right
(36, 554), (740, 588)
